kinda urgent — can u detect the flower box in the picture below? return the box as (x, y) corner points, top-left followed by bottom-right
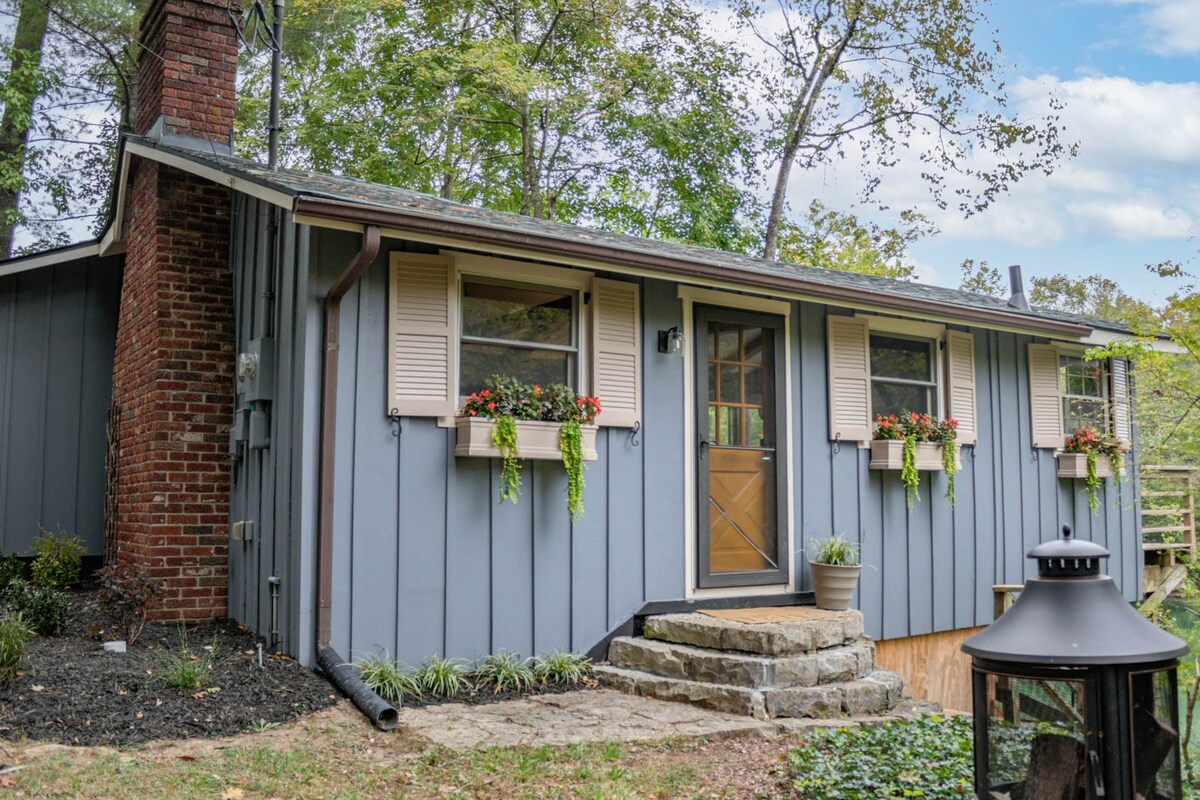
(869, 440), (957, 471)
(1057, 453), (1114, 479)
(454, 417), (598, 461)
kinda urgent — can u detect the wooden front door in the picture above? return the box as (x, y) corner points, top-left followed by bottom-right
(695, 306), (788, 588)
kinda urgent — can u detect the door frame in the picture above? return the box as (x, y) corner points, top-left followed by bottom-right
(679, 286), (795, 598)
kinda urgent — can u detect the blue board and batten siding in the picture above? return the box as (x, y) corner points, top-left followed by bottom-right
(228, 211), (1141, 665)
(0, 255), (121, 557)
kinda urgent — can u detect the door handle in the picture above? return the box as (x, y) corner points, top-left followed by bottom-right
(699, 438), (709, 457)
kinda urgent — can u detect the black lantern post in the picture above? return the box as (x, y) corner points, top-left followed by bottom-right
(962, 525), (1188, 800)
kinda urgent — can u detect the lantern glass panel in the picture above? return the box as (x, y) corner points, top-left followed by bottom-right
(1130, 669), (1180, 800)
(985, 673), (1088, 798)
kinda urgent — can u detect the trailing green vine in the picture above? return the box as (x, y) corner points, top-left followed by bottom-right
(492, 415), (522, 504)
(942, 438), (958, 508)
(560, 419), (585, 521)
(1064, 428), (1124, 514)
(463, 377), (602, 516)
(875, 412), (960, 510)
(900, 436), (920, 509)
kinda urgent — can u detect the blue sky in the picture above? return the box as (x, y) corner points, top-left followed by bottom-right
(878, 0), (1200, 302)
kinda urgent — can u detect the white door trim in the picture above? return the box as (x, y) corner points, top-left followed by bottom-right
(678, 286), (796, 598)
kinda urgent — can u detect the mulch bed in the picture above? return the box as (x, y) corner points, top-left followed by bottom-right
(0, 588), (597, 746)
(0, 588), (338, 746)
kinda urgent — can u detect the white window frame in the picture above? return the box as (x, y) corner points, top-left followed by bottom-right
(438, 252), (594, 426)
(858, 314), (947, 425)
(1058, 348), (1111, 436)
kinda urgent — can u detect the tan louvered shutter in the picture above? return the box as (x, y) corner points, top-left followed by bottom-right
(826, 315), (872, 441)
(1111, 357), (1132, 448)
(945, 330), (978, 445)
(388, 253), (456, 416)
(1028, 343), (1063, 448)
(591, 278), (641, 427)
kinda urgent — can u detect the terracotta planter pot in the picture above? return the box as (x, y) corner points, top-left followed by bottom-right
(454, 417), (598, 461)
(869, 439), (954, 471)
(1057, 453), (1114, 479)
(809, 561), (862, 611)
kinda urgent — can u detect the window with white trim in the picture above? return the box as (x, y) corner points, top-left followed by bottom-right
(388, 250), (642, 428)
(826, 314), (977, 444)
(459, 279), (579, 395)
(870, 333), (938, 417)
(1059, 354), (1109, 434)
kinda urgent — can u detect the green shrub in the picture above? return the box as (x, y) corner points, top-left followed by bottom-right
(0, 554), (25, 589)
(475, 652), (535, 694)
(788, 715), (973, 798)
(415, 655), (467, 698)
(354, 651), (420, 704)
(0, 612), (32, 683)
(1, 578), (67, 635)
(533, 650), (592, 686)
(30, 528), (85, 589)
(96, 561), (165, 645)
(158, 628), (219, 692)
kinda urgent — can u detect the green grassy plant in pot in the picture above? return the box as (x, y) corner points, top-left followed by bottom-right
(808, 535), (862, 611)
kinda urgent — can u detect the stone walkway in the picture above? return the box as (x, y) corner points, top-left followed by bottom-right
(399, 688), (939, 751)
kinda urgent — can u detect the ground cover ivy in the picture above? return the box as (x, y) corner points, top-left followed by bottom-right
(788, 715), (973, 798)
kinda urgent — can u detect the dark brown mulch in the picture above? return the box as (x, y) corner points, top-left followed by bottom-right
(0, 589), (338, 746)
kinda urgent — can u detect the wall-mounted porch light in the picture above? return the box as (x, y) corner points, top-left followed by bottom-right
(658, 326), (684, 355)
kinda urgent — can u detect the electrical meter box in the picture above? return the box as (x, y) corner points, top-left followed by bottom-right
(236, 338), (275, 403)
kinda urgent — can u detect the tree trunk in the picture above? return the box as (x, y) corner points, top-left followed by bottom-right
(0, 0), (51, 258)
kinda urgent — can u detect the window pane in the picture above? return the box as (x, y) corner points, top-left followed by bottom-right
(1060, 356), (1105, 400)
(460, 344), (573, 395)
(462, 282), (573, 345)
(872, 383), (930, 418)
(707, 364), (717, 402)
(745, 365), (764, 407)
(718, 326), (739, 360)
(1064, 398), (1107, 433)
(743, 328), (763, 364)
(744, 407), (767, 447)
(719, 364), (741, 404)
(870, 334), (933, 381)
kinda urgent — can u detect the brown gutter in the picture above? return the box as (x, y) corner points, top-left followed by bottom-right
(293, 196), (1092, 339)
(317, 224), (380, 650)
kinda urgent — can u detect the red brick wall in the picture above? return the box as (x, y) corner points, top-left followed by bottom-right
(135, 0), (240, 143)
(112, 161), (234, 620)
(112, 0), (240, 620)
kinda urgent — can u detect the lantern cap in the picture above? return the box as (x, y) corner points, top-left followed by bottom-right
(1027, 524), (1109, 561)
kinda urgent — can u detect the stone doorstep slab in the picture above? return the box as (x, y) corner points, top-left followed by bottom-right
(642, 610), (865, 656)
(607, 636), (876, 689)
(595, 664), (904, 721)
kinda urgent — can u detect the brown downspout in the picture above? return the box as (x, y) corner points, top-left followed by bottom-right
(313, 224), (397, 730)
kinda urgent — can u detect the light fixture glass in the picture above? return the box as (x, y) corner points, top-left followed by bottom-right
(658, 327), (684, 355)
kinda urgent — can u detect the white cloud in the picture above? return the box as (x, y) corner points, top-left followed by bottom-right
(1131, 0), (1200, 55)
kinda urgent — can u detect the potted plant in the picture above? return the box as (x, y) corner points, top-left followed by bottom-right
(1059, 428), (1124, 513)
(457, 376), (602, 520)
(869, 412), (960, 508)
(808, 535), (862, 611)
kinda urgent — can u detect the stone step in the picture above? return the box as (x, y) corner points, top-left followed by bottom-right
(643, 609), (864, 656)
(595, 664), (903, 720)
(607, 636), (876, 689)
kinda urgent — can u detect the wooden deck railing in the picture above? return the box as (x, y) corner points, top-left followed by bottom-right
(1141, 465), (1196, 564)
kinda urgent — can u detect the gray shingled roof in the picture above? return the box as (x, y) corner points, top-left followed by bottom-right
(134, 135), (1128, 335)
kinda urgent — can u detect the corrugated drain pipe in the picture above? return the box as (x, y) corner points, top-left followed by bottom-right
(315, 225), (397, 730)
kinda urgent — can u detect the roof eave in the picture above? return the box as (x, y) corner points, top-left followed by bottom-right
(294, 195), (1093, 339)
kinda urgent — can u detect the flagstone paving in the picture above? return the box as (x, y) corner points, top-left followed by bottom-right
(398, 687), (940, 750)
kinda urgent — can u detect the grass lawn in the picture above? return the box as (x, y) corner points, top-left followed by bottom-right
(2, 702), (793, 799)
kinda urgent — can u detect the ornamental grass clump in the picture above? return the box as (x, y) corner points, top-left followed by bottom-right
(1065, 427), (1124, 513)
(0, 612), (31, 683)
(874, 412), (959, 509)
(808, 535), (860, 567)
(354, 651), (421, 704)
(533, 649), (593, 686)
(475, 651), (536, 694)
(461, 376), (601, 519)
(416, 654), (468, 698)
(158, 628), (219, 692)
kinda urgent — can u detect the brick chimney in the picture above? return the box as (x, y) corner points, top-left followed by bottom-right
(110, 0), (241, 620)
